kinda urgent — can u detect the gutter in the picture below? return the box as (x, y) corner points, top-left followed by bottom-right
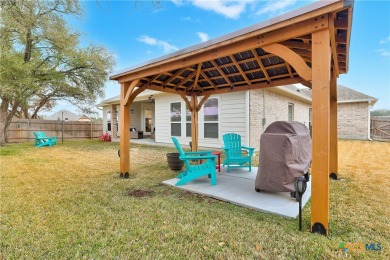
(368, 104), (372, 141)
(338, 98), (378, 106)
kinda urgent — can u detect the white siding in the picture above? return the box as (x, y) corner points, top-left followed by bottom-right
(155, 92), (248, 148)
(219, 91), (248, 146)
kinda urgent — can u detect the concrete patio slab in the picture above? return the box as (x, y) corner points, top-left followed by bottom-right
(162, 166), (311, 219)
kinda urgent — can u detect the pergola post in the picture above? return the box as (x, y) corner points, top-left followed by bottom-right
(119, 80), (140, 178)
(311, 29), (331, 235)
(190, 94), (199, 152)
(330, 74), (338, 179)
(119, 82), (131, 178)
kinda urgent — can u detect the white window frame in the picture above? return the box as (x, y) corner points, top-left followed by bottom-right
(170, 102), (182, 137)
(203, 97), (220, 139)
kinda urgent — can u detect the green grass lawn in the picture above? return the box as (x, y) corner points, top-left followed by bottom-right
(0, 140), (389, 259)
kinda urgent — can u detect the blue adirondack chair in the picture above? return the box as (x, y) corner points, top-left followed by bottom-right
(171, 137), (217, 186)
(38, 131), (57, 145)
(33, 132), (52, 147)
(222, 133), (255, 172)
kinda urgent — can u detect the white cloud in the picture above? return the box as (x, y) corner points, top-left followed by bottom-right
(191, 0), (255, 19)
(197, 32), (209, 42)
(380, 36), (390, 44)
(376, 48), (390, 57)
(137, 35), (157, 45)
(171, 0), (184, 6)
(136, 35), (178, 53)
(256, 0), (296, 15)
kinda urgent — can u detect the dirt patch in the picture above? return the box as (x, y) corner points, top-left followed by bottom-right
(176, 191), (219, 203)
(127, 189), (154, 198)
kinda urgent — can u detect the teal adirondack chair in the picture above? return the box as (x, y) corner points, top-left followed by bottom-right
(33, 132), (52, 147)
(38, 131), (57, 145)
(171, 137), (217, 186)
(222, 133), (254, 172)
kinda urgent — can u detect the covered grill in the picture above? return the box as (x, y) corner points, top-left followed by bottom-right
(255, 121), (311, 194)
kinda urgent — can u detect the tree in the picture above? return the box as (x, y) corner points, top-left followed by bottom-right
(0, 0), (115, 145)
(371, 109), (390, 117)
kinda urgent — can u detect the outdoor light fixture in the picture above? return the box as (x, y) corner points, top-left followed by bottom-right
(295, 176), (307, 231)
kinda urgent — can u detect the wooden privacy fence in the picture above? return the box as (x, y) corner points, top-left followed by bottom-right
(7, 119), (103, 143)
(371, 116), (390, 141)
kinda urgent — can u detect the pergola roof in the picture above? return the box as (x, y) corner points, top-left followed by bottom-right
(110, 0), (353, 96)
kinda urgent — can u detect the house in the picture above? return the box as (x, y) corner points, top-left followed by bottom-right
(300, 85), (377, 140)
(97, 85), (377, 150)
(45, 109), (91, 122)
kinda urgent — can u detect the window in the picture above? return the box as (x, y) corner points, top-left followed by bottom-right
(288, 103), (294, 122)
(170, 102), (181, 136)
(204, 98), (219, 138)
(186, 105), (191, 137)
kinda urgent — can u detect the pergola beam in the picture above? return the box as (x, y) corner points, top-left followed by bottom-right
(251, 49), (271, 82)
(229, 55), (251, 85)
(123, 80), (140, 106)
(197, 94), (211, 112)
(192, 63), (203, 91)
(129, 83), (147, 105)
(180, 94), (192, 112)
(329, 14), (340, 77)
(262, 43), (312, 81)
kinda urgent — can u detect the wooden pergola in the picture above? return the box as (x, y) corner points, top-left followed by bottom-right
(110, 0), (353, 235)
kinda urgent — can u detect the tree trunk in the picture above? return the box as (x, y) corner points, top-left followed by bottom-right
(0, 99), (19, 146)
(0, 103), (9, 146)
(24, 29), (32, 63)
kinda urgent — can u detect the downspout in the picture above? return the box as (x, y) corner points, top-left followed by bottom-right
(262, 89), (266, 132)
(368, 102), (372, 141)
(245, 90), (250, 146)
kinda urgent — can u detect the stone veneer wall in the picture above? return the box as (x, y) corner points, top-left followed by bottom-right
(249, 89), (311, 151)
(111, 104), (118, 139)
(337, 102), (369, 140)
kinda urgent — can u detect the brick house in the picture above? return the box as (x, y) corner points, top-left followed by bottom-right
(300, 85), (378, 140)
(98, 85), (377, 150)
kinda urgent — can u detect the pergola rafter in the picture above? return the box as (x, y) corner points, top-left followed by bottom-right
(110, 0), (354, 236)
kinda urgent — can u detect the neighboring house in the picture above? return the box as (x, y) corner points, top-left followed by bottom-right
(97, 85), (377, 150)
(45, 109), (91, 122)
(300, 85), (378, 140)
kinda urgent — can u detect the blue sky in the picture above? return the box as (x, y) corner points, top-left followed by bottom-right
(57, 0), (390, 116)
